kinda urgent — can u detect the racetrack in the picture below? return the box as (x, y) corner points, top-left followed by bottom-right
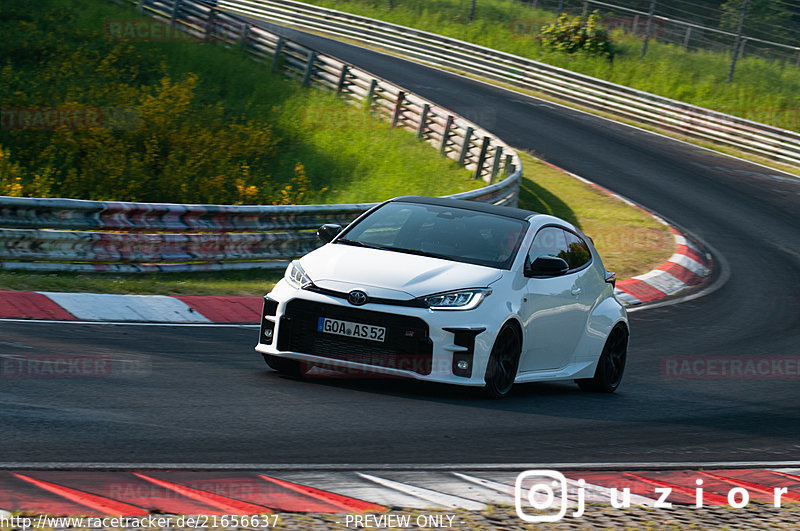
(1, 25), (799, 466)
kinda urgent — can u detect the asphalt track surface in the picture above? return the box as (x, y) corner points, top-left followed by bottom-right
(1, 25), (799, 465)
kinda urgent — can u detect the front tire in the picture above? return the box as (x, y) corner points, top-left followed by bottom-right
(483, 325), (521, 399)
(576, 324), (628, 393)
(262, 354), (307, 377)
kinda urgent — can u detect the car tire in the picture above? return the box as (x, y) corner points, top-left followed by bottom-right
(576, 324), (628, 393)
(262, 354), (307, 377)
(483, 325), (521, 399)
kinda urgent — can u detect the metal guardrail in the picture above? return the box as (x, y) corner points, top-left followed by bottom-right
(220, 0), (800, 168)
(0, 0), (522, 272)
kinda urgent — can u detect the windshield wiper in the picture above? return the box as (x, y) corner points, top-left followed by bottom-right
(384, 247), (453, 261)
(336, 240), (452, 261)
(336, 238), (382, 249)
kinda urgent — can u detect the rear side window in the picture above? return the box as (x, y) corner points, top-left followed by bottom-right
(528, 226), (592, 271)
(562, 231), (592, 269)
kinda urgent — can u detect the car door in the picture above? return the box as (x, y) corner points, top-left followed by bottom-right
(518, 226), (594, 372)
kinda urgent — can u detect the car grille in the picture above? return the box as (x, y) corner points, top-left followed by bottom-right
(277, 299), (433, 375)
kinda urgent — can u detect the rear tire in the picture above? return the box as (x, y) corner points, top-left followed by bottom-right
(483, 325), (521, 399)
(576, 324), (628, 393)
(262, 354), (307, 377)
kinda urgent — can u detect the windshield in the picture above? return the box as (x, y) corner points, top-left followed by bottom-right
(338, 201), (528, 270)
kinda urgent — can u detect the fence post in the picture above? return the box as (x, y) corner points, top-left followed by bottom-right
(239, 23), (250, 51)
(473, 137), (491, 180)
(682, 26), (692, 50)
(440, 115), (454, 155)
(302, 51), (317, 86)
(205, 8), (217, 42)
(640, 0), (656, 60)
(271, 37), (285, 73)
(503, 154), (513, 177)
(391, 91), (406, 127)
(336, 65), (350, 94)
(490, 145), (503, 182)
(416, 104), (430, 139)
(365, 79), (378, 109)
(170, 0), (182, 27)
(727, 0), (750, 82)
(458, 127), (474, 166)
(137, 0), (145, 14)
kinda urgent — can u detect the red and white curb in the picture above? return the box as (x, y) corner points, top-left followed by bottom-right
(615, 227), (711, 306)
(0, 468), (798, 516)
(0, 291), (263, 324)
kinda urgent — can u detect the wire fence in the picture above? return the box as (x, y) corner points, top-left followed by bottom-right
(522, 0), (800, 66)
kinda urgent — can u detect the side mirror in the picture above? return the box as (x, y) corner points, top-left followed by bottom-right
(317, 223), (342, 243)
(526, 256), (569, 277)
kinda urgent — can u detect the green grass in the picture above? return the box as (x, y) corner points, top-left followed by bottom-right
(296, 0), (800, 132)
(0, 0), (480, 203)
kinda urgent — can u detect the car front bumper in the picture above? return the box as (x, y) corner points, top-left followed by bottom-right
(254, 280), (504, 387)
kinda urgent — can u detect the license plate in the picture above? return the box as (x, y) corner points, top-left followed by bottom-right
(317, 317), (386, 342)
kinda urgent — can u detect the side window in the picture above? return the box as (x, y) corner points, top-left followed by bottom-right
(528, 227), (567, 263)
(529, 227), (592, 271)
(561, 231), (592, 269)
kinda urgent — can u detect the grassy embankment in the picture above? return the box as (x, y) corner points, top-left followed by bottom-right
(0, 0), (672, 296)
(300, 0), (800, 132)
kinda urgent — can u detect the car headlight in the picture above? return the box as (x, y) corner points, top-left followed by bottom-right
(421, 288), (491, 310)
(285, 261), (312, 288)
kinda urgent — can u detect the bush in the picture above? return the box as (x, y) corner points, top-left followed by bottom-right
(539, 11), (614, 60)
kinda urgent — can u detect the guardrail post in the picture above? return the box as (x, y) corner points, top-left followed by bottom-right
(503, 154), (513, 177)
(239, 23), (250, 51)
(458, 127), (474, 167)
(302, 51), (317, 86)
(391, 91), (406, 128)
(205, 8), (218, 42)
(271, 37), (285, 73)
(440, 115), (454, 155)
(490, 145), (503, 182)
(336, 65), (350, 94)
(473, 137), (491, 180)
(365, 79), (377, 109)
(416, 104), (430, 139)
(170, 0), (182, 27)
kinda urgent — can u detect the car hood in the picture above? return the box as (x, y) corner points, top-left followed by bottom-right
(300, 243), (504, 299)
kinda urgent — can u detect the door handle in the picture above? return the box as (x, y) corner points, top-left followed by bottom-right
(571, 287), (582, 296)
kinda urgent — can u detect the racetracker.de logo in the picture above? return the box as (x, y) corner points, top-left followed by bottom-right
(661, 356), (800, 379)
(0, 354), (150, 378)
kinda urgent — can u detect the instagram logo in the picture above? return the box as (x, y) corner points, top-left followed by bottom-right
(515, 470), (584, 522)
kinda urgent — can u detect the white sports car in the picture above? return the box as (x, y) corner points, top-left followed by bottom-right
(256, 196), (628, 398)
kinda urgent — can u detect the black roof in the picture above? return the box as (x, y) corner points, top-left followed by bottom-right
(390, 196), (537, 221)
